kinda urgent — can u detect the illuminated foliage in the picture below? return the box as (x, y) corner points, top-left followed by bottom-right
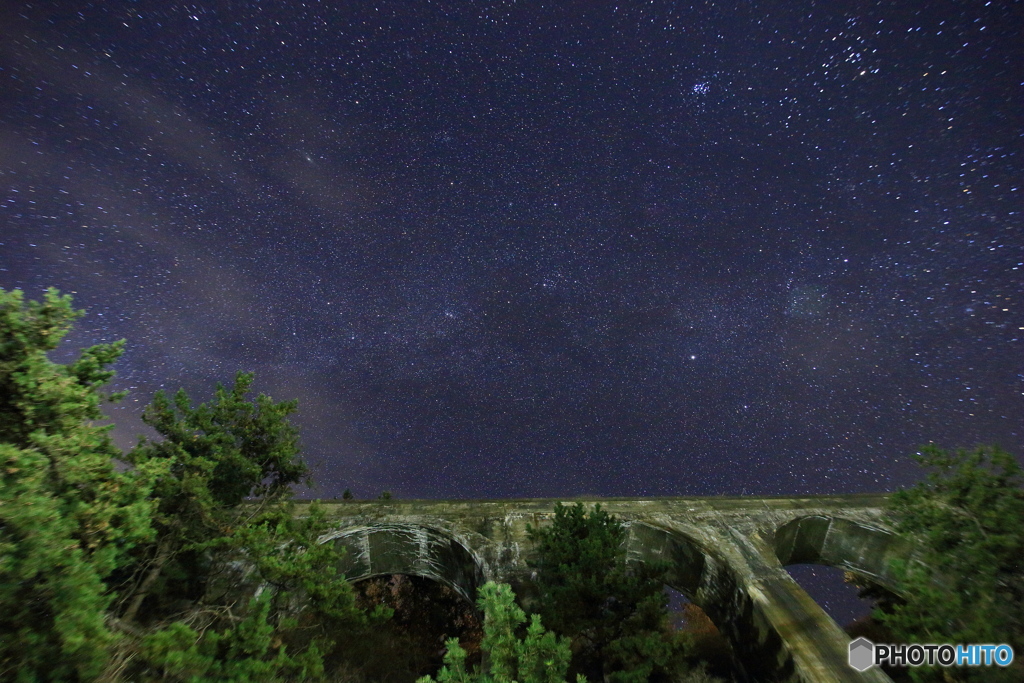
(879, 444), (1024, 683)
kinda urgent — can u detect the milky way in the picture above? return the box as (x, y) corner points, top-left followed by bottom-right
(1, 2), (1020, 510)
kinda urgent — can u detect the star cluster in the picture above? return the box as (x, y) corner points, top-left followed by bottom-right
(1, 1), (1020, 505)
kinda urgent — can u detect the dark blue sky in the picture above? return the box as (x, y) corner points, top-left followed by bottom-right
(2, 1), (1021, 502)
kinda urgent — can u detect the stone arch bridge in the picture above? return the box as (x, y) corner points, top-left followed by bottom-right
(299, 494), (912, 683)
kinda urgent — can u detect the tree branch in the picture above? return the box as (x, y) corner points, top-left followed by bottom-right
(121, 534), (175, 623)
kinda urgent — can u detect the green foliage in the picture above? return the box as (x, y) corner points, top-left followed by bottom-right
(0, 288), (161, 681)
(335, 574), (482, 681)
(878, 444), (1024, 683)
(127, 370), (309, 514)
(140, 593), (326, 683)
(116, 374), (378, 680)
(0, 287), (378, 682)
(113, 371), (313, 624)
(417, 582), (581, 683)
(526, 503), (682, 683)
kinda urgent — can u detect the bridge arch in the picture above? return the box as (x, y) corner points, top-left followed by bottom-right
(772, 515), (911, 593)
(622, 520), (710, 597)
(623, 520), (802, 681)
(300, 496), (902, 682)
(321, 523), (488, 604)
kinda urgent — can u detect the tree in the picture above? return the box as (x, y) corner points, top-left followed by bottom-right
(136, 501), (380, 682)
(877, 444), (1024, 683)
(0, 287), (162, 681)
(0, 287), (380, 682)
(417, 582), (581, 683)
(526, 503), (682, 683)
(113, 372), (380, 681)
(114, 371), (309, 625)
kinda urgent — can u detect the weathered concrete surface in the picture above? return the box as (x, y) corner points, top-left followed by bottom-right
(299, 494), (910, 683)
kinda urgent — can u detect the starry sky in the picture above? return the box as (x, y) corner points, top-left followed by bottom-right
(2, 1), (1022, 504)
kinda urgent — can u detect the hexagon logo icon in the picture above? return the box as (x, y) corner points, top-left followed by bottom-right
(849, 637), (875, 671)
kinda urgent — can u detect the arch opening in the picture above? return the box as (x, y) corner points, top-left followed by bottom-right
(325, 523), (487, 606)
(325, 573), (483, 683)
(773, 514), (910, 632)
(624, 522), (785, 681)
(773, 515), (910, 595)
(784, 563), (875, 629)
(773, 514), (911, 682)
(319, 524), (488, 683)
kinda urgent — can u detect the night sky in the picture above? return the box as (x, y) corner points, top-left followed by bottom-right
(2, 1), (1021, 506)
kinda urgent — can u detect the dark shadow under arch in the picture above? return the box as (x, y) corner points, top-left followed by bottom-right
(333, 573), (484, 682)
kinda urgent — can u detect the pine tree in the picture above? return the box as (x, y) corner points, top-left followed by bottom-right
(417, 582), (581, 683)
(115, 373), (379, 681)
(878, 444), (1024, 683)
(0, 288), (161, 681)
(0, 287), (380, 682)
(526, 503), (681, 683)
(115, 371), (309, 624)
